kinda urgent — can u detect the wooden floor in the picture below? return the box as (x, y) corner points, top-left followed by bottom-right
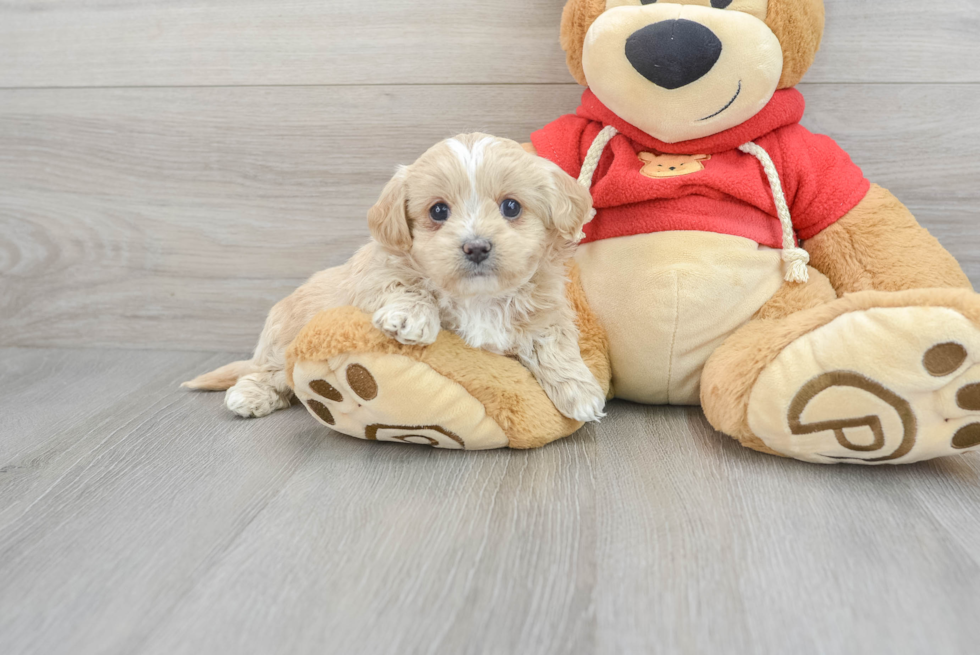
(4, 348), (980, 654)
(3, 1), (980, 654)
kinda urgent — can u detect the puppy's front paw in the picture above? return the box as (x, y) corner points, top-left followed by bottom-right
(373, 304), (440, 346)
(546, 376), (607, 423)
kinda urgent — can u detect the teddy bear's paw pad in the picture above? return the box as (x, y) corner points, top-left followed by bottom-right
(291, 353), (509, 451)
(747, 306), (980, 465)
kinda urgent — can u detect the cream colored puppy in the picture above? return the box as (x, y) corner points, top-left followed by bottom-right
(184, 134), (607, 423)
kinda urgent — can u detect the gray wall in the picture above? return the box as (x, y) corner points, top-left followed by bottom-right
(2, 0), (978, 352)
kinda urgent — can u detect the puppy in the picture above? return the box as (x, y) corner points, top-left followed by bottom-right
(184, 134), (607, 423)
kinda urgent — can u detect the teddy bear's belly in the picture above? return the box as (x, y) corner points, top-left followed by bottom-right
(575, 231), (785, 405)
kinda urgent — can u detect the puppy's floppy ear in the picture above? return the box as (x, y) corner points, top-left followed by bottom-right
(368, 166), (412, 251)
(545, 163), (594, 243)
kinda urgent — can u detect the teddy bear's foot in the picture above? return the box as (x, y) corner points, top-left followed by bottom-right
(285, 266), (612, 451)
(291, 352), (509, 450)
(745, 295), (980, 464)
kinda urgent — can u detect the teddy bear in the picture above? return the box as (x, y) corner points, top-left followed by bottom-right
(284, 0), (980, 465)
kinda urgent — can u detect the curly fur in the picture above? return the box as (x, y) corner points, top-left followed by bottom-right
(284, 264), (612, 449)
(185, 134), (607, 424)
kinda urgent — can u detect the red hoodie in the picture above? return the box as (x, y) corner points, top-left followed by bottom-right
(530, 89), (870, 248)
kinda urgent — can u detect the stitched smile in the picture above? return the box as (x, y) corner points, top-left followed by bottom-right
(698, 80), (742, 121)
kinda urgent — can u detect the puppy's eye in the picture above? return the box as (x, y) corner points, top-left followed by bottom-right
(500, 199), (522, 220)
(429, 202), (451, 222)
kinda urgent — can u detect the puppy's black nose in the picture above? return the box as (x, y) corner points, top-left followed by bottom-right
(462, 239), (493, 264)
(625, 19), (723, 90)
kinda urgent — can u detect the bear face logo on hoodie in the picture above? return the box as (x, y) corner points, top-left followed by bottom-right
(638, 152), (712, 179)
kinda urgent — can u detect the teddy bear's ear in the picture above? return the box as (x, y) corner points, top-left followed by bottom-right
(544, 162), (595, 243)
(368, 166), (413, 252)
(638, 152), (656, 163)
(766, 0), (826, 89)
(560, 0), (608, 86)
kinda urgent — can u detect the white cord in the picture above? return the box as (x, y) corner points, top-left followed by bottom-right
(578, 125), (619, 189)
(575, 131), (808, 284)
(738, 141), (810, 284)
(573, 125), (618, 239)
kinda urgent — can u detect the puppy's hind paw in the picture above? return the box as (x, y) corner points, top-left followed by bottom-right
(225, 375), (291, 418)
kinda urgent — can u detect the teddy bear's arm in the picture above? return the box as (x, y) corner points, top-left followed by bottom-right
(805, 184), (972, 294)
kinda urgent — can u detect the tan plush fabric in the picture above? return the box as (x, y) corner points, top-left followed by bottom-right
(699, 187), (974, 460)
(286, 264), (611, 450)
(582, 5), (784, 144)
(766, 0), (825, 89)
(565, 263), (614, 401)
(291, 353), (511, 450)
(560, 0), (825, 89)
(806, 184), (973, 294)
(560, 0), (608, 86)
(747, 304), (980, 464)
(752, 265), (837, 320)
(701, 268), (836, 455)
(575, 231), (786, 405)
(702, 286), (980, 454)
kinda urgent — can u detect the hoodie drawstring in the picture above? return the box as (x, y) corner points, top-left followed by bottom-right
(738, 141), (810, 284)
(577, 128), (809, 284)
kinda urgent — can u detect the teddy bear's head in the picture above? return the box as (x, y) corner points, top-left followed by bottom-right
(561, 0), (824, 143)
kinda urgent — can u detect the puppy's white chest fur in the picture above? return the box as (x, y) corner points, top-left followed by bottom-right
(439, 294), (525, 356)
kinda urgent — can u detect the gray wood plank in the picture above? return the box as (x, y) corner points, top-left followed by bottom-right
(816, 0), (980, 84)
(135, 427), (598, 655)
(4, 349), (980, 655)
(0, 0), (570, 88)
(0, 347), (597, 655)
(0, 84), (584, 352)
(2, 83), (979, 352)
(0, 0), (976, 88)
(0, 348), (324, 655)
(0, 348), (240, 525)
(592, 405), (980, 655)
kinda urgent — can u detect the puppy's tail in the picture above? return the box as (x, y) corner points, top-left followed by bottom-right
(182, 360), (254, 391)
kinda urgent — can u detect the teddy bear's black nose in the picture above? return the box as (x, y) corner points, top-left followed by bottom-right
(625, 19), (723, 90)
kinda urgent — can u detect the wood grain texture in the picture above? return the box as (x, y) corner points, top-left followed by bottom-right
(592, 406), (980, 655)
(0, 0), (977, 88)
(3, 348), (980, 655)
(2, 83), (979, 352)
(0, 84), (582, 351)
(0, 347), (597, 655)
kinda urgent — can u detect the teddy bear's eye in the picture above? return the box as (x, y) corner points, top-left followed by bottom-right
(640, 0), (657, 4)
